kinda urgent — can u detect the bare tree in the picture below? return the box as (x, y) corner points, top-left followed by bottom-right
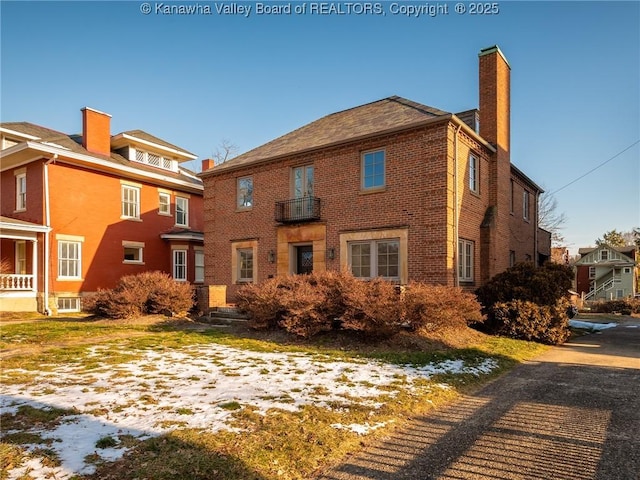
(212, 139), (238, 166)
(538, 191), (567, 246)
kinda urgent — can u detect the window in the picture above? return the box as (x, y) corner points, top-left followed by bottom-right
(616, 289), (624, 299)
(159, 192), (171, 215)
(362, 150), (385, 190)
(458, 239), (474, 282)
(238, 249), (254, 282)
(194, 250), (205, 283)
(58, 241), (81, 279)
(600, 250), (609, 261)
(623, 267), (631, 274)
(510, 180), (515, 213)
(15, 173), (26, 211)
(509, 250), (516, 267)
(523, 190), (530, 221)
(469, 154), (478, 193)
(348, 239), (399, 280)
(589, 266), (596, 279)
(237, 176), (253, 209)
(58, 297), (80, 312)
(173, 250), (187, 281)
(176, 197), (189, 226)
(123, 242), (144, 264)
(133, 149), (176, 172)
(122, 185), (140, 219)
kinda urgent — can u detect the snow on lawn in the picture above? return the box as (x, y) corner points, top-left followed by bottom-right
(2, 343), (498, 480)
(569, 320), (618, 331)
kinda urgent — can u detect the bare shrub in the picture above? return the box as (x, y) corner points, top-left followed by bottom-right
(403, 283), (484, 333)
(84, 271), (193, 319)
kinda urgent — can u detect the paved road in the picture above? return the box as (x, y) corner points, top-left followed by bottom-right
(317, 317), (640, 480)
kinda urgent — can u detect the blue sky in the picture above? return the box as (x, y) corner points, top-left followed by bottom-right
(1, 1), (639, 253)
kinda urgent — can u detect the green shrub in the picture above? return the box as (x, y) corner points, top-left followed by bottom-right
(590, 299), (640, 315)
(84, 271), (194, 319)
(491, 299), (571, 345)
(403, 283), (485, 333)
(475, 262), (573, 310)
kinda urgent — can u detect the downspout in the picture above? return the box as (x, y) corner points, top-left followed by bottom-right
(43, 154), (56, 315)
(453, 124), (462, 287)
(534, 190), (539, 266)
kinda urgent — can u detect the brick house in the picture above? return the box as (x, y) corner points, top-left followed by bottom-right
(574, 245), (638, 301)
(200, 46), (550, 303)
(0, 108), (204, 313)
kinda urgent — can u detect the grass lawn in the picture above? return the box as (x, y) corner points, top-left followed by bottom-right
(0, 314), (548, 480)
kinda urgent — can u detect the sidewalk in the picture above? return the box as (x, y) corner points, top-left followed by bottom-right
(317, 317), (640, 480)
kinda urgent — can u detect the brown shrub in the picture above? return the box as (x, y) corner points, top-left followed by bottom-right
(84, 271), (194, 319)
(491, 299), (571, 345)
(403, 283), (485, 333)
(590, 299), (640, 315)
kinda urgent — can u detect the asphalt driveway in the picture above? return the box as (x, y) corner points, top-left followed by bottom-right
(317, 316), (640, 480)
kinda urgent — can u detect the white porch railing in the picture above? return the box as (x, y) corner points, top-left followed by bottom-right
(0, 274), (35, 291)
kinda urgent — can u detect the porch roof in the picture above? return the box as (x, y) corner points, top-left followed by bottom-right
(0, 217), (50, 239)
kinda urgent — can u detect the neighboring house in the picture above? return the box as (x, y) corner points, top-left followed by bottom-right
(200, 46), (550, 302)
(0, 108), (204, 314)
(574, 245), (638, 301)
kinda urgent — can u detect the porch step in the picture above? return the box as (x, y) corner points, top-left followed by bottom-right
(206, 306), (249, 325)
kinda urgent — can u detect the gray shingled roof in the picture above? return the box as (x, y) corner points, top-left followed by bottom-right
(120, 130), (196, 157)
(1, 122), (201, 188)
(205, 96), (451, 174)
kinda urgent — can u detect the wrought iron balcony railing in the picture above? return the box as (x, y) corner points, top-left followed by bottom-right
(275, 197), (321, 223)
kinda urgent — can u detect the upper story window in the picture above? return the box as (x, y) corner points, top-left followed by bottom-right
(510, 180), (515, 213)
(600, 250), (609, 261)
(469, 154), (478, 193)
(176, 197), (189, 226)
(158, 192), (171, 215)
(523, 189), (530, 221)
(362, 150), (385, 190)
(15, 171), (26, 211)
(133, 148), (176, 171)
(293, 165), (314, 198)
(121, 184), (140, 220)
(237, 176), (253, 209)
(589, 266), (596, 278)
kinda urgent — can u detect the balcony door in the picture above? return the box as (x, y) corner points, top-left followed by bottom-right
(293, 166), (314, 218)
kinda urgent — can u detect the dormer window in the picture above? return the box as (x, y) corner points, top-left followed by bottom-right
(600, 250), (609, 261)
(132, 148), (176, 171)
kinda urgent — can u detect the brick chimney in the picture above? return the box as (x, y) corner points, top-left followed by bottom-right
(81, 107), (112, 156)
(202, 158), (215, 172)
(478, 46), (512, 282)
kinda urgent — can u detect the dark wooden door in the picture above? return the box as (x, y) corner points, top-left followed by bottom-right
(296, 246), (313, 275)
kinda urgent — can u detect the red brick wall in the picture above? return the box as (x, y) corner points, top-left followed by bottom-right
(509, 174), (538, 263)
(1, 161), (45, 224)
(204, 121), (495, 299)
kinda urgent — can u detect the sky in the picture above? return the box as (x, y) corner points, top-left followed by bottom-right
(1, 340), (497, 478)
(1, 0), (638, 253)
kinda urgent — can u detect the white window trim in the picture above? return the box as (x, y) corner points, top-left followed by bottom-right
(361, 149), (386, 191)
(458, 239), (474, 282)
(231, 240), (258, 283)
(123, 241), (145, 264)
(158, 192), (171, 216)
(600, 250), (609, 261)
(15, 172), (27, 211)
(172, 249), (187, 281)
(194, 249), (205, 283)
(121, 184), (141, 220)
(57, 238), (83, 280)
(237, 248), (254, 283)
(469, 154), (479, 193)
(57, 297), (81, 313)
(339, 228), (408, 284)
(175, 196), (189, 227)
(523, 190), (530, 222)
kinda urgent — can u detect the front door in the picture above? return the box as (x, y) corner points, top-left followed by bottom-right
(295, 245), (313, 275)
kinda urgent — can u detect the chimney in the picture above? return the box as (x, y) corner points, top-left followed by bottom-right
(202, 158), (215, 172)
(81, 107), (112, 156)
(478, 45), (510, 155)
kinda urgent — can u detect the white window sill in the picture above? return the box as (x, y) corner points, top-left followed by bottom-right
(123, 260), (145, 265)
(57, 277), (83, 281)
(121, 216), (142, 222)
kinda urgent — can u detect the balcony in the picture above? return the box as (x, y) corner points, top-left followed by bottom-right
(0, 274), (34, 291)
(275, 197), (321, 223)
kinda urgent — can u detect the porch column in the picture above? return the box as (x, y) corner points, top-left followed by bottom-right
(31, 239), (38, 293)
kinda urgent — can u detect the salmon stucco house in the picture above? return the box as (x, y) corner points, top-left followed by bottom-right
(1, 108), (204, 314)
(201, 46), (551, 303)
